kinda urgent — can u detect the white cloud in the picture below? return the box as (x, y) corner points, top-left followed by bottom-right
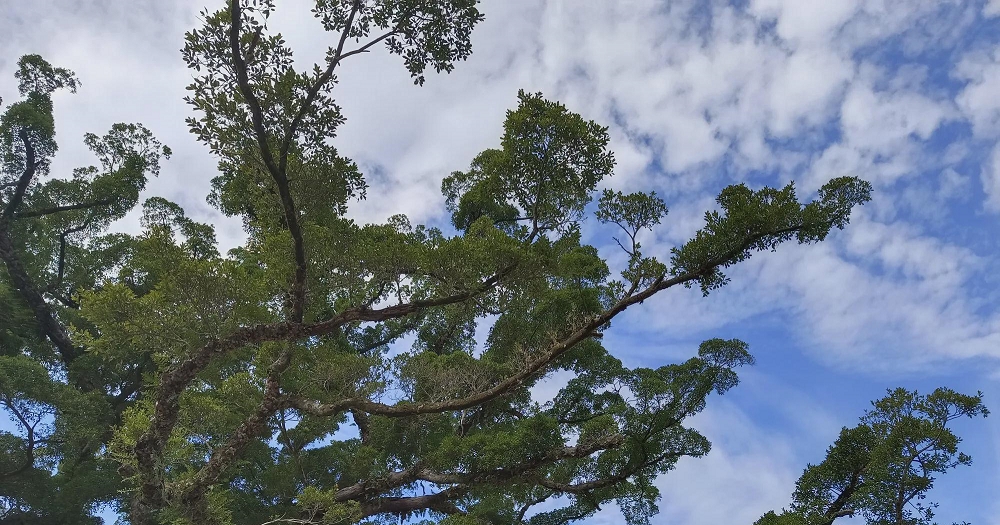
(750, 0), (861, 47)
(955, 45), (1000, 214)
(984, 145), (1000, 212)
(956, 47), (1000, 139)
(752, 216), (1000, 368)
(3, 1), (1000, 522)
(631, 398), (812, 525)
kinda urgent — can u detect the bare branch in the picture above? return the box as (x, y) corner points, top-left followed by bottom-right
(360, 489), (464, 518)
(336, 30), (398, 62)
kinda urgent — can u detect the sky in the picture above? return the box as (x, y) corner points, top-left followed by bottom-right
(2, 0), (1000, 524)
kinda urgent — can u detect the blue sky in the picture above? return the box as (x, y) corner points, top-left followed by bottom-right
(2, 1), (1000, 524)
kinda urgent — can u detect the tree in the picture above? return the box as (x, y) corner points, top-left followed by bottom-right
(756, 388), (988, 525)
(0, 1), (985, 525)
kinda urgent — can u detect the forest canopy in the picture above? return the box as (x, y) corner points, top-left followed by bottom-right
(0, 1), (987, 525)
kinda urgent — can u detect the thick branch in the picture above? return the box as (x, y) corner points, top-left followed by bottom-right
(133, 269), (510, 511)
(228, 0), (307, 322)
(15, 198), (114, 219)
(0, 220), (82, 363)
(350, 409), (371, 444)
(360, 490), (464, 518)
(179, 350), (293, 510)
(2, 129), (36, 218)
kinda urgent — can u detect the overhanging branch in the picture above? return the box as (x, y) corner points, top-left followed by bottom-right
(15, 198), (115, 219)
(133, 267), (512, 511)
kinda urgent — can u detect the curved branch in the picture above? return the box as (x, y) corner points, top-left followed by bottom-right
(0, 398), (38, 478)
(0, 220), (82, 364)
(334, 434), (628, 520)
(133, 267), (512, 512)
(132, 217), (833, 517)
(291, 224), (822, 422)
(332, 434), (626, 507)
(2, 129), (36, 218)
(277, 0), (360, 175)
(179, 349), (291, 508)
(360, 490), (464, 518)
(336, 30), (398, 62)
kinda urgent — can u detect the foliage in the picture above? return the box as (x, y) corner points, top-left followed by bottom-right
(0, 2), (985, 525)
(757, 388), (987, 525)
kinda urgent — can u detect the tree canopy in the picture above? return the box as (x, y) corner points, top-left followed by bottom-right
(0, 1), (986, 525)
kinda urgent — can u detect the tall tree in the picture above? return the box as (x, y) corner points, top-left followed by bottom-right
(1, 53), (171, 524)
(0, 2), (985, 525)
(757, 388), (987, 525)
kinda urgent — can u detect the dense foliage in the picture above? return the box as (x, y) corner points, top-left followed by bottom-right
(0, 1), (986, 525)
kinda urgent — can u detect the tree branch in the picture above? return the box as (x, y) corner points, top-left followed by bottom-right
(292, 224), (823, 422)
(350, 409), (370, 444)
(516, 491), (554, 523)
(277, 0), (360, 175)
(2, 129), (36, 218)
(134, 267), (512, 512)
(178, 347), (294, 512)
(821, 463), (866, 524)
(14, 198), (115, 219)
(336, 435), (628, 520)
(360, 490), (464, 518)
(0, 398), (38, 478)
(47, 223), (88, 299)
(0, 220), (82, 364)
(132, 217), (831, 517)
(336, 30), (398, 62)
(228, 0), (307, 323)
(331, 433), (626, 508)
